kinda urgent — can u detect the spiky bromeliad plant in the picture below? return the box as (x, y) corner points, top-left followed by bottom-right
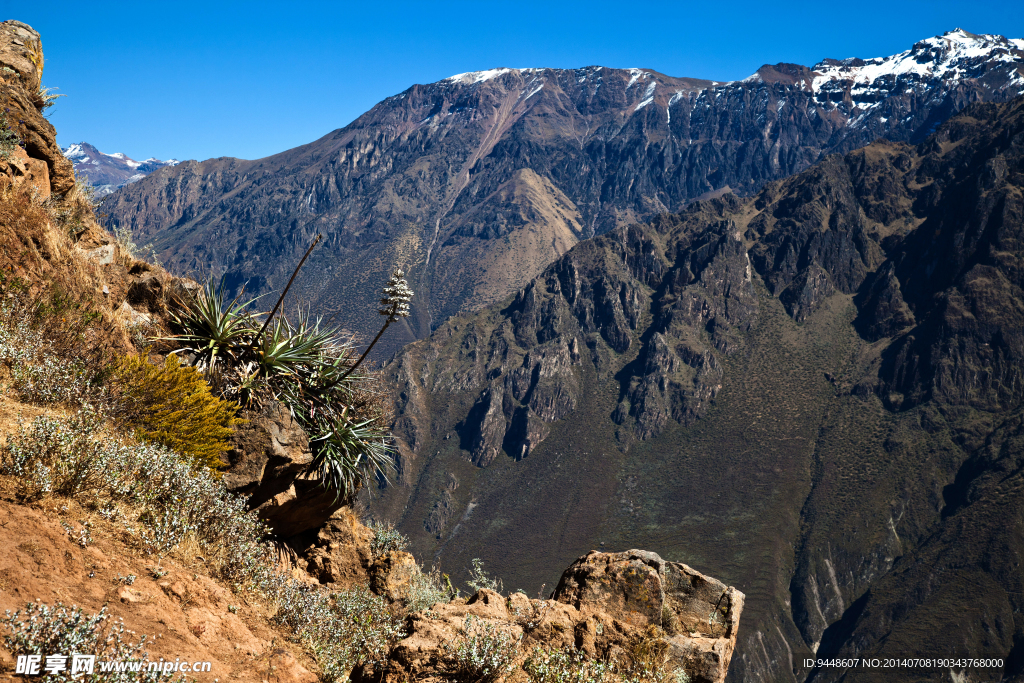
(164, 263), (412, 503)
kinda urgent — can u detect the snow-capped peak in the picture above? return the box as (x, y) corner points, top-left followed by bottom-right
(63, 143), (87, 159)
(61, 142), (181, 196)
(447, 68), (519, 84)
(444, 67), (553, 85)
(808, 28), (1023, 93)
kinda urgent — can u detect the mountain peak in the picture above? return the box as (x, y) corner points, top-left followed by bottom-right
(62, 142), (180, 196)
(444, 67), (537, 84)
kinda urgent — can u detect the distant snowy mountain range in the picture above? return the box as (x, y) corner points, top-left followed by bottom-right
(62, 142), (179, 197)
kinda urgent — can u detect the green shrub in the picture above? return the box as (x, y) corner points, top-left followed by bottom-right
(466, 558), (503, 595)
(0, 285), (118, 409)
(441, 616), (522, 683)
(0, 298), (108, 407)
(524, 646), (610, 683)
(0, 408), (257, 552)
(280, 584), (403, 683)
(111, 354), (239, 472)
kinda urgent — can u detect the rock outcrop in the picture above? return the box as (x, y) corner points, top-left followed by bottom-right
(223, 400), (345, 538)
(0, 21), (193, 349)
(0, 21), (75, 196)
(284, 506), (375, 587)
(376, 550), (743, 683)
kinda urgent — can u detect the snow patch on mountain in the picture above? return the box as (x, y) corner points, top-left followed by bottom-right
(627, 68), (649, 88)
(446, 68), (544, 85)
(61, 142), (181, 196)
(809, 28), (1023, 94)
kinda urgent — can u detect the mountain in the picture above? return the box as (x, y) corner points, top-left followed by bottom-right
(62, 142), (179, 196)
(372, 96), (1024, 681)
(100, 29), (1024, 356)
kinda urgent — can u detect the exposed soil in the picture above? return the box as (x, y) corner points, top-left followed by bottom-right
(0, 406), (318, 683)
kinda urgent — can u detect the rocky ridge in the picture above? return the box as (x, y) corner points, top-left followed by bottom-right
(381, 550), (743, 683)
(100, 29), (1024, 357)
(372, 96), (1024, 681)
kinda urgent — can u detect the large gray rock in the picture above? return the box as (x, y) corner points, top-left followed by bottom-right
(553, 549), (744, 683)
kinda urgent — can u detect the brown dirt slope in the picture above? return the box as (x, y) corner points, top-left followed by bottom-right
(0, 462), (317, 683)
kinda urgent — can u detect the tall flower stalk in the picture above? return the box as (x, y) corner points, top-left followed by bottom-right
(332, 268), (413, 386)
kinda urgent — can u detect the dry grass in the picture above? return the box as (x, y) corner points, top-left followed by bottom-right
(0, 183), (135, 366)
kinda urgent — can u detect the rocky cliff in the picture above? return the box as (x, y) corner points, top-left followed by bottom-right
(0, 21), (75, 199)
(100, 29), (1024, 357)
(373, 96), (1024, 681)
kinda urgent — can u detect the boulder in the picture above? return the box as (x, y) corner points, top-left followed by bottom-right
(223, 400), (345, 537)
(369, 551), (418, 604)
(552, 548), (665, 627)
(224, 400), (312, 494)
(286, 506), (374, 587)
(553, 550), (744, 683)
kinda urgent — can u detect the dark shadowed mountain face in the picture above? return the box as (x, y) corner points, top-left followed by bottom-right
(100, 29), (1024, 356)
(372, 97), (1024, 682)
(63, 142), (178, 196)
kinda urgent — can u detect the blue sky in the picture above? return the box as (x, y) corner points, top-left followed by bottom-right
(11, 1), (1024, 162)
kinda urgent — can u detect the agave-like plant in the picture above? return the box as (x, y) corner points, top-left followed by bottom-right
(307, 416), (393, 503)
(257, 310), (346, 383)
(165, 278), (263, 376)
(163, 269), (406, 503)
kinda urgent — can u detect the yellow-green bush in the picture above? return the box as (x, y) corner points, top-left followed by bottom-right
(112, 354), (239, 471)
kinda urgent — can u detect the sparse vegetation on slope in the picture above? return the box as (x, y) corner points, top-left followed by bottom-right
(0, 301), (404, 679)
(3, 602), (172, 682)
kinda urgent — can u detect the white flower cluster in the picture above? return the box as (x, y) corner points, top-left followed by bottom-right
(379, 268), (413, 322)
